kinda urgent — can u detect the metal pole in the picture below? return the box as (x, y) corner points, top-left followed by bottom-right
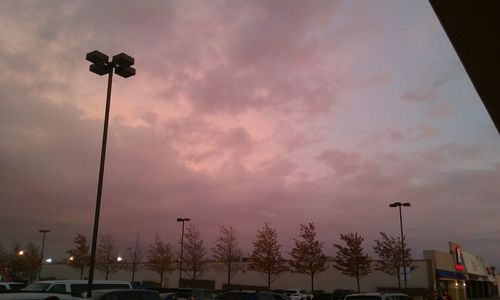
(87, 68), (114, 298)
(38, 230), (49, 280)
(399, 205), (407, 289)
(131, 247), (137, 282)
(179, 221), (185, 287)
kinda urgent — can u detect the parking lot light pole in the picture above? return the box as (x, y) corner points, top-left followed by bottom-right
(86, 50), (135, 298)
(38, 229), (50, 280)
(389, 201), (411, 289)
(177, 218), (190, 287)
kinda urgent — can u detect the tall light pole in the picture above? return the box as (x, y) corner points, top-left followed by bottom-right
(38, 229), (50, 280)
(389, 201), (411, 289)
(86, 50), (136, 298)
(177, 218), (190, 287)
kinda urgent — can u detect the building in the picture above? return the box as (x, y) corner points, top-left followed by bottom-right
(424, 242), (497, 300)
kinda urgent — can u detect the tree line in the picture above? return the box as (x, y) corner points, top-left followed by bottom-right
(0, 223), (415, 291)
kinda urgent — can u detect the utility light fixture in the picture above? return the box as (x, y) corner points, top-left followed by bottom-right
(389, 201), (411, 290)
(85, 50), (135, 298)
(177, 217), (191, 287)
(389, 202), (411, 208)
(86, 50), (136, 78)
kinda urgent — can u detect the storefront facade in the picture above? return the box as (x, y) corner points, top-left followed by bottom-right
(424, 242), (497, 300)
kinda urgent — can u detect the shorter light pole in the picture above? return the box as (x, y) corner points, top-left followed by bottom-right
(177, 218), (190, 287)
(129, 247), (139, 282)
(389, 202), (411, 289)
(38, 229), (50, 280)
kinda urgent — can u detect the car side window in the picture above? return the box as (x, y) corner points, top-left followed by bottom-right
(47, 284), (66, 293)
(0, 285), (7, 292)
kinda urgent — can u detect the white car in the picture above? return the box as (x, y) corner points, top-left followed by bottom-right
(23, 280), (132, 295)
(285, 289), (314, 300)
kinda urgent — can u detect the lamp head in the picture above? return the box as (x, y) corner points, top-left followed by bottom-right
(115, 66), (136, 78)
(89, 64), (111, 76)
(86, 50), (109, 64)
(112, 53), (135, 67)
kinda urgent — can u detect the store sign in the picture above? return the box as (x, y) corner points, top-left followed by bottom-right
(453, 243), (465, 271)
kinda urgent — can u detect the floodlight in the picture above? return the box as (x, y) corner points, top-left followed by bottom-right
(115, 66), (136, 78)
(86, 50), (109, 64)
(112, 52), (134, 67)
(90, 64), (111, 76)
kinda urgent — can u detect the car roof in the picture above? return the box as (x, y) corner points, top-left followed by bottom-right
(92, 289), (159, 295)
(36, 280), (131, 284)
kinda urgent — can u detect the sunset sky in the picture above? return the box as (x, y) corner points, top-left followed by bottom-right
(1, 0), (499, 267)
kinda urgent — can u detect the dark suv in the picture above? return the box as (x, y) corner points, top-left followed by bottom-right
(223, 291), (289, 300)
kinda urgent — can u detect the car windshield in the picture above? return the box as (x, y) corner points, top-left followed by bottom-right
(23, 283), (51, 291)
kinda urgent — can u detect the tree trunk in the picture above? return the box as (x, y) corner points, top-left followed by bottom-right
(311, 272), (314, 291)
(228, 247), (232, 286)
(356, 266), (360, 292)
(267, 271), (271, 289)
(80, 268), (84, 280)
(160, 270), (164, 288)
(396, 267), (401, 289)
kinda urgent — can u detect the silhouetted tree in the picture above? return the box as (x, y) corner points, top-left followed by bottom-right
(373, 232), (416, 288)
(249, 223), (287, 289)
(126, 233), (145, 282)
(212, 226), (244, 286)
(145, 234), (176, 287)
(0, 244), (7, 279)
(66, 234), (90, 279)
(333, 233), (372, 292)
(96, 234), (124, 279)
(2, 241), (41, 279)
(182, 224), (208, 280)
(289, 222), (328, 291)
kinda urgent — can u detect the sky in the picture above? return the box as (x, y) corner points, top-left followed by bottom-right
(0, 0), (499, 267)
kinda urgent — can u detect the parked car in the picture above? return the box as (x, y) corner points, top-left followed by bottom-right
(285, 289), (314, 300)
(223, 290), (289, 300)
(331, 289), (355, 300)
(176, 288), (214, 300)
(23, 280), (132, 295)
(0, 282), (27, 292)
(0, 291), (80, 299)
(90, 289), (161, 299)
(160, 292), (177, 300)
(344, 293), (410, 300)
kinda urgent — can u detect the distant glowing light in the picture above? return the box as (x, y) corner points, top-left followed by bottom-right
(69, 256), (74, 261)
(18, 250), (24, 256)
(117, 256), (123, 262)
(45, 258), (52, 263)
